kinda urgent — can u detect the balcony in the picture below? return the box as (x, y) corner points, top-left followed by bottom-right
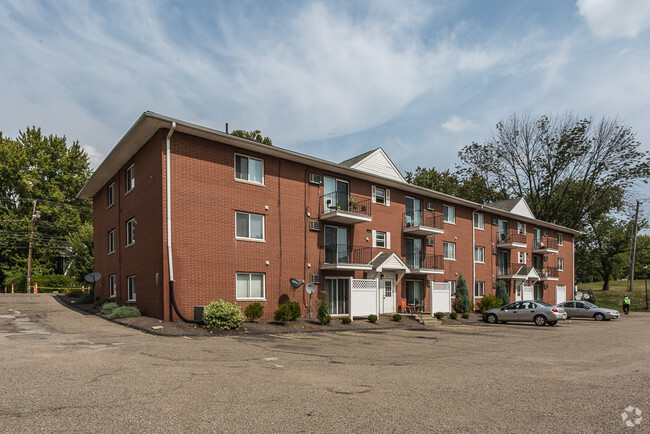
(405, 253), (444, 274)
(535, 266), (559, 281)
(320, 244), (373, 270)
(533, 237), (559, 254)
(320, 192), (372, 224)
(497, 264), (538, 280)
(402, 211), (444, 236)
(497, 230), (527, 249)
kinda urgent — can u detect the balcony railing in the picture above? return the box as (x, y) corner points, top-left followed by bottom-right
(402, 211), (444, 231)
(321, 244), (372, 266)
(405, 253), (444, 271)
(535, 266), (559, 279)
(497, 263), (525, 277)
(497, 230), (527, 247)
(320, 191), (371, 216)
(534, 237), (558, 252)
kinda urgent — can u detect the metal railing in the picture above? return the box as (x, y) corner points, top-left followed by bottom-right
(320, 191), (371, 216)
(534, 237), (558, 251)
(402, 210), (443, 230)
(535, 266), (559, 278)
(497, 230), (527, 245)
(321, 244), (372, 265)
(405, 253), (444, 271)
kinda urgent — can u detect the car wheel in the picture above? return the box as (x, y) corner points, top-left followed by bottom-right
(594, 313), (605, 321)
(548, 321), (557, 326)
(534, 315), (547, 326)
(486, 314), (498, 324)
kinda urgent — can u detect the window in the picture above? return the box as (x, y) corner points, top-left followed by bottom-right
(518, 252), (527, 264)
(373, 230), (390, 248)
(405, 197), (422, 226)
(236, 273), (265, 299)
(406, 280), (424, 306)
(518, 222), (526, 235)
(372, 186), (390, 205)
(558, 258), (564, 271)
(109, 274), (116, 298)
(107, 183), (115, 207)
(324, 226), (349, 264)
(474, 246), (485, 263)
(127, 275), (135, 301)
(236, 212), (265, 240)
(324, 177), (349, 211)
(443, 205), (455, 224)
(126, 219), (135, 246)
(445, 280), (457, 297)
(125, 165), (135, 193)
(108, 230), (115, 254)
(406, 237), (423, 268)
(235, 154), (264, 184)
(474, 281), (485, 298)
(326, 278), (349, 314)
(443, 242), (456, 260)
(558, 233), (564, 246)
(473, 213), (484, 230)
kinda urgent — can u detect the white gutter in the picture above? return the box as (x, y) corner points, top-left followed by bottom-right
(166, 122), (176, 281)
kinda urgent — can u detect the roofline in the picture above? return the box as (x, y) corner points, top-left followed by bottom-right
(77, 111), (581, 236)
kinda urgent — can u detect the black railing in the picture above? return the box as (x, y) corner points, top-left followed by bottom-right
(497, 263), (520, 276)
(320, 191), (371, 216)
(534, 237), (558, 251)
(405, 253), (444, 270)
(498, 230), (527, 245)
(535, 266), (559, 278)
(403, 211), (443, 230)
(322, 244), (372, 265)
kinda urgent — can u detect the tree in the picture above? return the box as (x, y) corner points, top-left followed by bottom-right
(495, 280), (509, 305)
(405, 167), (508, 204)
(230, 129), (272, 146)
(453, 274), (470, 313)
(65, 222), (94, 283)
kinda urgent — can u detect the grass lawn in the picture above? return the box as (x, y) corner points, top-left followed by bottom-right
(577, 280), (649, 312)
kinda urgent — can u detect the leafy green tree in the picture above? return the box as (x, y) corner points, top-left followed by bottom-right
(453, 274), (470, 313)
(230, 129), (272, 146)
(405, 167), (507, 204)
(495, 280), (509, 305)
(65, 221), (94, 283)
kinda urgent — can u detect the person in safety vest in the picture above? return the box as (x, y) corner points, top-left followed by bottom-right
(623, 295), (630, 315)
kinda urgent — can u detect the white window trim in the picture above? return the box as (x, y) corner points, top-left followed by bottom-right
(518, 222), (526, 235)
(474, 281), (485, 298)
(371, 186), (390, 206)
(126, 219), (135, 246)
(108, 229), (116, 254)
(235, 212), (266, 242)
(127, 275), (136, 302)
(125, 164), (135, 194)
(558, 258), (564, 271)
(236, 272), (266, 300)
(558, 233), (564, 246)
(473, 212), (484, 230)
(234, 154), (265, 186)
(474, 246), (485, 263)
(109, 274), (116, 298)
(107, 183), (115, 208)
(518, 252), (527, 264)
(443, 241), (456, 260)
(443, 205), (456, 224)
(372, 230), (390, 248)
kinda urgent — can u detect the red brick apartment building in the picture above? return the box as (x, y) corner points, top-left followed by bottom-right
(78, 112), (580, 321)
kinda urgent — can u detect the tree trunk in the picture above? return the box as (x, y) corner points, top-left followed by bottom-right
(601, 277), (610, 291)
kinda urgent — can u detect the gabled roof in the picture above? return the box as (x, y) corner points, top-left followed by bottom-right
(340, 148), (406, 183)
(369, 252), (410, 272)
(488, 198), (535, 219)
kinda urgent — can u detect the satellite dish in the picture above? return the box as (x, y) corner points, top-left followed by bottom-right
(583, 293), (590, 300)
(305, 283), (316, 294)
(84, 272), (102, 283)
(289, 278), (304, 289)
(575, 292), (583, 300)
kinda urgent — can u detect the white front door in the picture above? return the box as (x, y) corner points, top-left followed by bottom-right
(382, 279), (395, 314)
(515, 284), (523, 301)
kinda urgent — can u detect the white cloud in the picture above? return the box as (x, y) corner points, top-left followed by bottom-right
(441, 116), (478, 132)
(577, 0), (650, 38)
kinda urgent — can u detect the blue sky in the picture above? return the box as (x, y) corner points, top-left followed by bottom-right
(1, 0), (649, 221)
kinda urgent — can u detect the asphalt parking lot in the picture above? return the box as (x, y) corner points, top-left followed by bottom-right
(1, 294), (648, 432)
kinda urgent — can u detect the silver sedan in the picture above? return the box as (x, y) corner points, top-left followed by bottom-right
(483, 300), (567, 326)
(556, 301), (620, 321)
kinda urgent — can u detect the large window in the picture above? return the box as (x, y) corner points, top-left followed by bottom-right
(125, 165), (135, 193)
(473, 213), (484, 229)
(443, 242), (456, 260)
(127, 275), (135, 301)
(406, 237), (423, 269)
(406, 280), (424, 306)
(236, 273), (265, 299)
(405, 197), (422, 226)
(372, 186), (389, 205)
(474, 281), (485, 298)
(109, 274), (116, 298)
(323, 176), (349, 211)
(108, 230), (115, 254)
(443, 205), (455, 224)
(326, 278), (349, 315)
(474, 246), (485, 263)
(235, 154), (264, 184)
(126, 219), (135, 246)
(558, 233), (564, 246)
(558, 258), (564, 271)
(324, 226), (349, 264)
(107, 183), (115, 207)
(236, 212), (264, 240)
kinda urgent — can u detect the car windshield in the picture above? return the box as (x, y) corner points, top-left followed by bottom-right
(584, 301), (598, 308)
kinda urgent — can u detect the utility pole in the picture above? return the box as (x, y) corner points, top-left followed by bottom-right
(26, 200), (39, 293)
(627, 200), (640, 292)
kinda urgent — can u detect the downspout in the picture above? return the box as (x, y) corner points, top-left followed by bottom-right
(166, 122), (201, 324)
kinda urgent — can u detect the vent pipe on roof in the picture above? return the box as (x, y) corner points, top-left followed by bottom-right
(166, 122), (201, 324)
(225, 122), (228, 134)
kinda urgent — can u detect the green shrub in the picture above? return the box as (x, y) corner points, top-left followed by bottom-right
(453, 274), (470, 313)
(244, 302), (264, 322)
(75, 293), (94, 305)
(434, 311), (444, 319)
(101, 302), (120, 315)
(449, 312), (458, 320)
(368, 314), (378, 323)
(110, 306), (141, 319)
(93, 298), (109, 308)
(317, 292), (331, 325)
(341, 316), (352, 324)
(587, 289), (597, 305)
(202, 300), (245, 330)
(495, 280), (509, 306)
(478, 295), (503, 314)
(33, 274), (78, 292)
(274, 304), (293, 323)
(285, 301), (301, 320)
(66, 288), (85, 298)
(392, 313), (402, 321)
(462, 313), (470, 319)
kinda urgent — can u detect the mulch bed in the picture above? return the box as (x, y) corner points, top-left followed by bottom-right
(55, 295), (485, 337)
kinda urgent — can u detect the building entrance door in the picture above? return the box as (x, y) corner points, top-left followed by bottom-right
(381, 278), (395, 314)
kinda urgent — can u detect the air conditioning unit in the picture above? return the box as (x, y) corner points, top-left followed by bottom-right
(426, 201), (435, 210)
(309, 221), (321, 231)
(309, 173), (322, 184)
(310, 274), (321, 284)
(492, 218), (498, 225)
(492, 248), (498, 255)
(426, 238), (435, 246)
(544, 283), (549, 289)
